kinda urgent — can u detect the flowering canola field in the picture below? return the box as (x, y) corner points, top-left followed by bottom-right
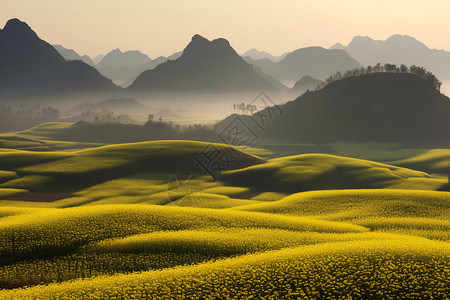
(0, 139), (448, 299)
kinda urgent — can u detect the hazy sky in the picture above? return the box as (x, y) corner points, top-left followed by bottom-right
(1, 0), (449, 58)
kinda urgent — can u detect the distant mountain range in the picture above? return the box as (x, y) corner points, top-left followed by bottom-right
(95, 48), (151, 86)
(95, 49), (182, 87)
(2, 17), (450, 111)
(328, 43), (346, 50)
(92, 54), (104, 64)
(0, 18), (118, 100)
(53, 44), (95, 66)
(121, 51), (182, 87)
(220, 72), (450, 147)
(97, 48), (151, 69)
(69, 97), (149, 115)
(128, 34), (285, 94)
(244, 47), (360, 85)
(52, 45), (183, 87)
(333, 34), (450, 80)
(242, 49), (289, 62)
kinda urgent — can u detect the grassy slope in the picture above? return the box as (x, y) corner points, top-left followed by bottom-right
(0, 189), (27, 200)
(0, 140), (263, 193)
(222, 153), (445, 192)
(1, 238), (448, 299)
(233, 189), (450, 241)
(0, 123), (104, 152)
(233, 189), (450, 220)
(390, 149), (450, 174)
(19, 140), (263, 175)
(0, 204), (366, 260)
(0, 135), (50, 151)
(0, 131), (448, 297)
(243, 142), (430, 161)
(15, 122), (74, 141)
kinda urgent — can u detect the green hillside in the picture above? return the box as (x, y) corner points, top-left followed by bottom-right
(0, 136), (448, 298)
(1, 237), (448, 299)
(390, 149), (450, 174)
(221, 153), (446, 192)
(0, 140), (263, 195)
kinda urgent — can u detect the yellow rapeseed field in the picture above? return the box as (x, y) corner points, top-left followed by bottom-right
(0, 136), (448, 299)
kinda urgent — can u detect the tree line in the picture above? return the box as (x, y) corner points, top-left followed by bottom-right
(316, 64), (442, 91)
(0, 104), (60, 132)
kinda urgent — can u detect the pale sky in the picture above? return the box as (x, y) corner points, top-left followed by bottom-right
(1, 0), (449, 59)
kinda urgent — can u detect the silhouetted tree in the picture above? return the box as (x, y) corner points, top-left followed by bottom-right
(410, 65), (427, 78)
(314, 63), (442, 92)
(384, 63), (397, 72)
(400, 64), (408, 73)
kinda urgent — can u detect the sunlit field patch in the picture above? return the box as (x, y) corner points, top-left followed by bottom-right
(250, 192), (290, 201)
(391, 149), (450, 174)
(0, 189), (28, 200)
(0, 135), (448, 298)
(221, 153), (443, 192)
(0, 171), (18, 184)
(0, 175), (55, 191)
(234, 189), (450, 220)
(1, 238), (448, 299)
(169, 192), (260, 208)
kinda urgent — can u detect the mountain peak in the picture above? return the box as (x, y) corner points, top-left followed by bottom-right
(4, 18), (28, 29)
(2, 18), (36, 37)
(130, 34), (280, 94)
(347, 35), (376, 47)
(184, 34), (210, 51)
(387, 34), (414, 40)
(329, 42), (345, 50)
(351, 35), (374, 41)
(213, 37), (230, 47)
(182, 34), (235, 59)
(0, 18), (117, 97)
(385, 34), (429, 49)
(110, 48), (122, 54)
(191, 34), (209, 43)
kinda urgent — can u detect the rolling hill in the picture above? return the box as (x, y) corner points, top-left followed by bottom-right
(0, 130), (448, 298)
(220, 72), (450, 147)
(221, 153), (445, 192)
(0, 18), (118, 100)
(289, 75), (323, 96)
(0, 140), (263, 194)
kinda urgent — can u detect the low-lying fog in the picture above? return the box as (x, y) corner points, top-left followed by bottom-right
(0, 91), (292, 133)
